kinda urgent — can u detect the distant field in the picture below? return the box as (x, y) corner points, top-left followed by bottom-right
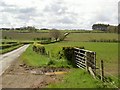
(65, 33), (118, 42)
(2, 31), (118, 42)
(2, 31), (50, 41)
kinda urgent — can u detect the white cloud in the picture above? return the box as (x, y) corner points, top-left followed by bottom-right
(0, 0), (119, 29)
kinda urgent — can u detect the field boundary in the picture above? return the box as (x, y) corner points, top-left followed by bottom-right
(73, 47), (118, 88)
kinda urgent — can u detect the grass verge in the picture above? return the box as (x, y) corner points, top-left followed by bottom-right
(0, 44), (23, 54)
(20, 44), (72, 68)
(48, 68), (110, 88)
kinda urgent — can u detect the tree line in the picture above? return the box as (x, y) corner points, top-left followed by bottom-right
(92, 24), (119, 33)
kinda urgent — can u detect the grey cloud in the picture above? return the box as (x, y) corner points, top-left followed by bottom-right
(58, 16), (76, 24)
(0, 1), (39, 27)
(44, 1), (68, 15)
(19, 7), (36, 14)
(0, 1), (15, 7)
(0, 0), (37, 16)
(1, 6), (36, 15)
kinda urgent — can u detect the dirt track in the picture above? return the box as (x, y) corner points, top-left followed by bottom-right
(1, 58), (68, 88)
(0, 45), (29, 76)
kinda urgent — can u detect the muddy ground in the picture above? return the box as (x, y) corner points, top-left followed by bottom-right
(1, 59), (69, 88)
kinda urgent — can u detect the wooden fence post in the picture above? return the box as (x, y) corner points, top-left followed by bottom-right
(101, 60), (104, 82)
(85, 52), (88, 71)
(94, 52), (96, 75)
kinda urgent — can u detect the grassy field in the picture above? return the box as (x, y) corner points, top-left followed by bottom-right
(2, 31), (118, 41)
(45, 41), (118, 76)
(2, 31), (50, 41)
(2, 30), (119, 88)
(19, 42), (118, 88)
(65, 33), (118, 42)
(15, 31), (118, 76)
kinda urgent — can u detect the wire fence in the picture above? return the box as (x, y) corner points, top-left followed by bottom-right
(95, 63), (119, 88)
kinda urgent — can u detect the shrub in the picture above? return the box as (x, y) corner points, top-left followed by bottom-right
(57, 46), (85, 67)
(47, 60), (56, 66)
(33, 43), (46, 55)
(3, 36), (7, 39)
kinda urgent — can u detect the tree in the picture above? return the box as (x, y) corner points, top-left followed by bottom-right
(92, 24), (109, 31)
(27, 26), (37, 32)
(107, 26), (118, 33)
(118, 24), (120, 34)
(49, 29), (61, 41)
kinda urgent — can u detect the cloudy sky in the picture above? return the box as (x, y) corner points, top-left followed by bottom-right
(0, 0), (119, 30)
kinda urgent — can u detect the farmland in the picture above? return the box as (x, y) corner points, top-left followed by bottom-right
(0, 42), (24, 54)
(1, 30), (119, 88)
(2, 30), (118, 42)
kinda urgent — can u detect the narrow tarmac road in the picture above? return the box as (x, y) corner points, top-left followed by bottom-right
(0, 44), (29, 76)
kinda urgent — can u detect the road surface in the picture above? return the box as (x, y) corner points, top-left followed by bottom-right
(0, 44), (29, 76)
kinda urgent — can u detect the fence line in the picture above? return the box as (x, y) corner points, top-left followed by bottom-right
(73, 47), (118, 88)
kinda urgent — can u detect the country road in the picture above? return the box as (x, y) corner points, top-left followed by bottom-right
(0, 44), (29, 76)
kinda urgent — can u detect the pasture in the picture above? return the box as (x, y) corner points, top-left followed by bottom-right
(2, 31), (50, 41)
(2, 30), (119, 88)
(65, 33), (118, 42)
(45, 41), (118, 76)
(20, 42), (118, 88)
(2, 30), (118, 42)
(2, 30), (118, 75)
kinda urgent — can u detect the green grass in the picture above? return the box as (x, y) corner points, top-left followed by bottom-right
(65, 33), (118, 42)
(48, 68), (113, 88)
(45, 41), (118, 76)
(2, 31), (118, 42)
(20, 45), (49, 67)
(2, 31), (50, 41)
(20, 45), (72, 68)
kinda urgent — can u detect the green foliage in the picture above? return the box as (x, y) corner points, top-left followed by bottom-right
(49, 30), (62, 41)
(0, 43), (20, 49)
(33, 43), (46, 55)
(3, 36), (7, 39)
(47, 60), (56, 66)
(61, 47), (84, 67)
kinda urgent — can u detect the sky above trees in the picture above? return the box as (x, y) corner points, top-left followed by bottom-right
(0, 0), (119, 30)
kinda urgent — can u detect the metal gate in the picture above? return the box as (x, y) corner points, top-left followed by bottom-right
(74, 48), (96, 74)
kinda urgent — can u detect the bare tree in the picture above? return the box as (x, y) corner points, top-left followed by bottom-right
(49, 29), (61, 41)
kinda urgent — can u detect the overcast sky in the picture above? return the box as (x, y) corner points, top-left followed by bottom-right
(0, 0), (119, 30)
